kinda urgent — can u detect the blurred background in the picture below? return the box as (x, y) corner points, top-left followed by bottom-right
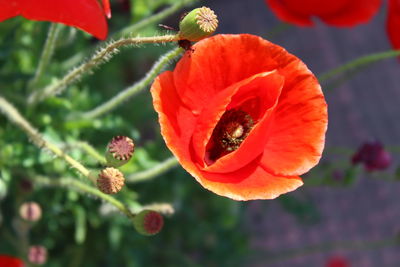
(1, 0), (399, 266)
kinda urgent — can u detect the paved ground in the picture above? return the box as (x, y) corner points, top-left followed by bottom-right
(204, 0), (400, 266)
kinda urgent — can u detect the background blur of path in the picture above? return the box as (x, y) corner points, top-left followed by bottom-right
(205, 1), (400, 266)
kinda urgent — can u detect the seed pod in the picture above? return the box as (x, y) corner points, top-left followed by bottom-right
(133, 210), (164, 236)
(97, 167), (125, 194)
(19, 202), (42, 222)
(178, 7), (218, 42)
(105, 136), (135, 167)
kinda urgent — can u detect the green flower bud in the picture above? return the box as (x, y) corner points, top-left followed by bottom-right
(105, 136), (135, 167)
(133, 210), (164, 236)
(179, 7), (218, 42)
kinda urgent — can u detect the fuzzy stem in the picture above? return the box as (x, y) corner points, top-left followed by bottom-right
(73, 141), (107, 165)
(116, 0), (198, 38)
(74, 47), (183, 120)
(34, 176), (135, 220)
(28, 34), (180, 105)
(318, 50), (400, 83)
(126, 157), (179, 184)
(28, 23), (62, 91)
(0, 95), (93, 182)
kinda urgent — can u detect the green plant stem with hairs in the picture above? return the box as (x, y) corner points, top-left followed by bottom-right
(318, 50), (400, 83)
(127, 157), (179, 184)
(28, 34), (181, 105)
(28, 23), (62, 91)
(73, 47), (183, 120)
(0, 95), (93, 183)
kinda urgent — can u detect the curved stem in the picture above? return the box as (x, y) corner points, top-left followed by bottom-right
(116, 0), (198, 38)
(74, 47), (183, 120)
(28, 34), (180, 105)
(0, 95), (93, 182)
(263, 236), (399, 264)
(34, 176), (135, 220)
(318, 50), (400, 83)
(28, 23), (61, 91)
(126, 157), (179, 184)
(72, 141), (107, 165)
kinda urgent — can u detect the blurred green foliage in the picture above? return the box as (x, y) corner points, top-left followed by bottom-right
(0, 1), (253, 266)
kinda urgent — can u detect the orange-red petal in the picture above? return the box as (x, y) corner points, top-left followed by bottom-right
(0, 0), (108, 40)
(387, 0), (400, 50)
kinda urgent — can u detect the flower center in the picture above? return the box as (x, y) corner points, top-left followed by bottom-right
(206, 109), (254, 163)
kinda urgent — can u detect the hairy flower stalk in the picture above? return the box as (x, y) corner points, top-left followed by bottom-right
(28, 34), (180, 105)
(0, 96), (92, 181)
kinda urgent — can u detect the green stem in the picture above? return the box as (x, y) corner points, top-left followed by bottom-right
(318, 50), (400, 83)
(126, 157), (179, 184)
(73, 141), (107, 165)
(264, 236), (399, 264)
(28, 23), (62, 91)
(74, 47), (183, 120)
(116, 0), (198, 38)
(0, 95), (93, 182)
(28, 34), (180, 105)
(34, 176), (135, 220)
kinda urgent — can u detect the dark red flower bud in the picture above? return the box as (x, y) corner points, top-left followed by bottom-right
(19, 202), (42, 222)
(326, 256), (350, 267)
(133, 210), (164, 236)
(352, 141), (392, 171)
(28, 246), (47, 265)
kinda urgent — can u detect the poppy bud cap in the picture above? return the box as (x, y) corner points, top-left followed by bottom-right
(179, 7), (218, 42)
(105, 136), (135, 167)
(133, 210), (164, 236)
(97, 167), (125, 194)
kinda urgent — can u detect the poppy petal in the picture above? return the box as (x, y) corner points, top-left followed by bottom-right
(261, 74), (327, 176)
(0, 0), (108, 40)
(265, 0), (315, 26)
(387, 0), (400, 50)
(173, 34), (293, 114)
(0, 1), (19, 21)
(191, 71), (283, 172)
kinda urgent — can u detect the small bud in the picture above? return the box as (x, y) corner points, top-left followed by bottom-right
(352, 141), (392, 171)
(106, 136), (135, 167)
(97, 167), (125, 194)
(28, 245), (48, 265)
(19, 202), (42, 222)
(133, 210), (164, 236)
(179, 7), (218, 42)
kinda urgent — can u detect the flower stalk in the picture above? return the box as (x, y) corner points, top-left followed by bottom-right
(28, 35), (180, 105)
(126, 157), (179, 184)
(28, 23), (62, 91)
(73, 47), (183, 120)
(0, 95), (93, 182)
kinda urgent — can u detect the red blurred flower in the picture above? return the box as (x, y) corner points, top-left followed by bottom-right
(265, 0), (382, 26)
(387, 0), (400, 50)
(326, 256), (350, 267)
(265, 0), (400, 50)
(352, 141), (392, 171)
(0, 0), (110, 40)
(151, 34), (327, 200)
(0, 255), (24, 267)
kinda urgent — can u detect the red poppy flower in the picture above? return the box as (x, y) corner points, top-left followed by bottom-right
(326, 256), (350, 267)
(0, 0), (110, 40)
(0, 255), (25, 267)
(387, 0), (400, 50)
(151, 34), (327, 200)
(265, 0), (382, 26)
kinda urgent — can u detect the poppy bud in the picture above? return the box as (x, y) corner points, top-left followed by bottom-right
(133, 210), (164, 236)
(28, 245), (47, 265)
(105, 136), (135, 167)
(19, 202), (42, 222)
(179, 7), (218, 42)
(97, 167), (125, 194)
(352, 141), (392, 171)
